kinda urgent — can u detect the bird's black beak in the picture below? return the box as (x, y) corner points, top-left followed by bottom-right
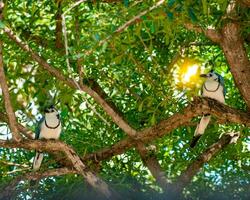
(200, 74), (207, 78)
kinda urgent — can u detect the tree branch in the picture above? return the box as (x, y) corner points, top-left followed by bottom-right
(82, 97), (250, 163)
(0, 139), (116, 199)
(185, 1), (250, 110)
(97, 0), (165, 46)
(184, 23), (222, 44)
(168, 132), (240, 198)
(220, 21), (250, 110)
(0, 168), (77, 200)
(0, 112), (34, 139)
(55, 0), (64, 49)
(0, 2), (21, 142)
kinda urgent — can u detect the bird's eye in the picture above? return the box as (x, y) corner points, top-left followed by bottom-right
(209, 73), (212, 77)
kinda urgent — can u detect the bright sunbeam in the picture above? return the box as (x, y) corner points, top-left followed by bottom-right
(173, 58), (203, 91)
(182, 64), (199, 83)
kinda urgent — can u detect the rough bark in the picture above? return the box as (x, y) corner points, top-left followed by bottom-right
(0, 139), (116, 199)
(185, 2), (250, 110)
(184, 23), (222, 44)
(238, 0), (250, 7)
(82, 97), (250, 163)
(221, 22), (250, 110)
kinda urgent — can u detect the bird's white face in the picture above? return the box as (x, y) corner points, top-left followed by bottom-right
(200, 71), (219, 81)
(44, 106), (59, 119)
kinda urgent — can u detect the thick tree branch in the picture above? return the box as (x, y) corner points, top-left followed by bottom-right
(168, 132), (240, 198)
(0, 139), (116, 199)
(136, 143), (169, 189)
(4, 22), (169, 187)
(184, 23), (222, 44)
(82, 98), (250, 163)
(0, 168), (77, 200)
(0, 98), (249, 195)
(185, 1), (250, 110)
(0, 3), (21, 142)
(221, 22), (250, 110)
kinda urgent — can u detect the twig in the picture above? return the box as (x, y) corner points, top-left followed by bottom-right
(61, 0), (110, 126)
(0, 168), (77, 200)
(0, 160), (29, 168)
(168, 132), (240, 197)
(85, 0), (165, 55)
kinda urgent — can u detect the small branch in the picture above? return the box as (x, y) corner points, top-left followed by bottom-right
(184, 23), (222, 44)
(0, 112), (33, 139)
(4, 27), (77, 88)
(0, 168), (77, 200)
(86, 0), (165, 54)
(0, 2), (21, 142)
(55, 0), (64, 49)
(0, 160), (29, 168)
(136, 143), (169, 190)
(168, 132), (240, 197)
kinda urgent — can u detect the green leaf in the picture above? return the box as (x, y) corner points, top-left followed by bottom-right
(0, 20), (5, 29)
(188, 7), (198, 22)
(202, 0), (208, 15)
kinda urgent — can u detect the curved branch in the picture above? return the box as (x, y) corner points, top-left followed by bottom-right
(82, 98), (250, 163)
(168, 132), (240, 198)
(184, 23), (222, 44)
(0, 139), (115, 199)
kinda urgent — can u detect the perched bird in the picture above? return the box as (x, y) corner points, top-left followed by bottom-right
(32, 105), (62, 170)
(190, 70), (226, 148)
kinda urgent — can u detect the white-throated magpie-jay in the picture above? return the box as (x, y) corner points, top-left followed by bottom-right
(190, 70), (226, 148)
(32, 105), (61, 170)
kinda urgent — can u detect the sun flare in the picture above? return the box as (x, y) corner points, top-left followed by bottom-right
(173, 58), (203, 90)
(182, 64), (199, 83)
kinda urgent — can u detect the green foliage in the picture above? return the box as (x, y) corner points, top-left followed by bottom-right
(0, 0), (249, 199)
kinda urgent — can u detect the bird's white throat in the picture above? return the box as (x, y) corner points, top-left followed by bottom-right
(45, 112), (60, 128)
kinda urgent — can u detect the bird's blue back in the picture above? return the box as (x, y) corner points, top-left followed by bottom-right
(215, 73), (226, 96)
(35, 117), (45, 139)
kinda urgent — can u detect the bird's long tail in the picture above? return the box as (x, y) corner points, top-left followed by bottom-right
(190, 115), (211, 148)
(32, 151), (43, 171)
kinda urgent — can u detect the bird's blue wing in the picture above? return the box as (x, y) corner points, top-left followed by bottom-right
(216, 73), (226, 96)
(35, 117), (44, 139)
